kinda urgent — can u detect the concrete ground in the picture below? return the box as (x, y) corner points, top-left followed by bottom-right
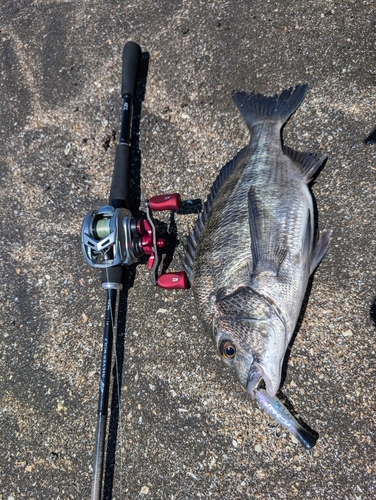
(1, 0), (375, 498)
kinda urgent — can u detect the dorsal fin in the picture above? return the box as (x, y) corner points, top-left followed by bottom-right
(182, 147), (248, 279)
(283, 145), (327, 183)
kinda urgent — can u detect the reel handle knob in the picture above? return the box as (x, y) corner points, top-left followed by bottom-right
(149, 193), (181, 211)
(157, 271), (188, 289)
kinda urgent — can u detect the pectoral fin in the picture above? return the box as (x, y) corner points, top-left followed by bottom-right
(248, 186), (288, 277)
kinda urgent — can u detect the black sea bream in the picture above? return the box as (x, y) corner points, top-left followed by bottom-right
(183, 85), (330, 447)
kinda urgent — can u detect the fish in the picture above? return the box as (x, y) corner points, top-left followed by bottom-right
(183, 84), (331, 447)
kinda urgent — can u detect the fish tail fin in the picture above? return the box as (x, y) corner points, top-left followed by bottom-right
(232, 84), (308, 130)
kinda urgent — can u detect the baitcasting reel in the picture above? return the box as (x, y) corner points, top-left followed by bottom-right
(81, 193), (188, 290)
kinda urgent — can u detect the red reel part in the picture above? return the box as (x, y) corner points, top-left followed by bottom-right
(157, 271), (188, 290)
(136, 194), (188, 289)
(148, 193), (181, 211)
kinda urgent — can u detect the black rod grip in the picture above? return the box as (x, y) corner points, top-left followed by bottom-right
(109, 143), (131, 208)
(122, 42), (141, 99)
(101, 265), (124, 286)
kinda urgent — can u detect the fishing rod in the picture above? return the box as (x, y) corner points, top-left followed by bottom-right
(81, 41), (188, 500)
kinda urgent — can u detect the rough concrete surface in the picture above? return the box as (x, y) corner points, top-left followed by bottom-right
(1, 1), (376, 499)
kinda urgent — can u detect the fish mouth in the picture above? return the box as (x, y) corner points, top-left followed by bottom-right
(246, 363), (277, 398)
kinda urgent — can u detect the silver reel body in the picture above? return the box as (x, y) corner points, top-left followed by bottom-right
(81, 205), (140, 268)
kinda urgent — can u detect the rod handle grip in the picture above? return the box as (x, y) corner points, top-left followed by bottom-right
(101, 266), (124, 286)
(109, 144), (131, 208)
(122, 42), (141, 99)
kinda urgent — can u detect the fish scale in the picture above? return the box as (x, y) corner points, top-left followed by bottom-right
(196, 152), (252, 324)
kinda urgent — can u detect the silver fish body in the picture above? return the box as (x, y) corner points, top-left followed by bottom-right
(184, 85), (330, 399)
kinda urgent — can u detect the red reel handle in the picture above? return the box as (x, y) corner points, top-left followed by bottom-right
(157, 271), (188, 289)
(149, 193), (181, 211)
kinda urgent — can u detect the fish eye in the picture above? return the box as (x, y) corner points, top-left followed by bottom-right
(220, 340), (236, 359)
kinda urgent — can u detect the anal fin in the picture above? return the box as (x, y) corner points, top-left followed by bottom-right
(310, 229), (331, 274)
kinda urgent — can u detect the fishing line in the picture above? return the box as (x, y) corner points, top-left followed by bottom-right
(105, 261), (124, 500)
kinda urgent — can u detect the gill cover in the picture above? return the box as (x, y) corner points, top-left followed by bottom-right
(214, 288), (287, 397)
